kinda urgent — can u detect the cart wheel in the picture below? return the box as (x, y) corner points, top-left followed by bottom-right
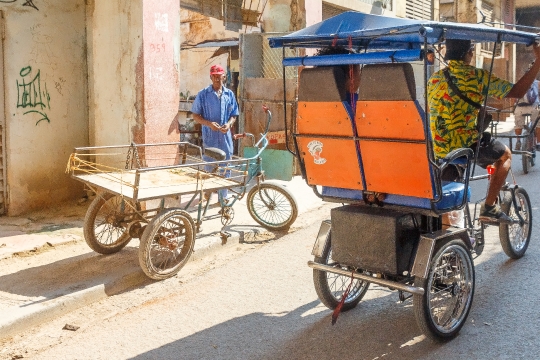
(313, 232), (370, 311)
(138, 209), (195, 280)
(413, 239), (475, 342)
(83, 192), (138, 254)
(499, 188), (532, 259)
(247, 181), (298, 231)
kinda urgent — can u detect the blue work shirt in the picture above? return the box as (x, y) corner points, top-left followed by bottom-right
(191, 85), (239, 159)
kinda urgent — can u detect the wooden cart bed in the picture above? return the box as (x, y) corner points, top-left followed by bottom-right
(73, 167), (238, 201)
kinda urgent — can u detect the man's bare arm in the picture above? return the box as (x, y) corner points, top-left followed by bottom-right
(506, 43), (540, 99)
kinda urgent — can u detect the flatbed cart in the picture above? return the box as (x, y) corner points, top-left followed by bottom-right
(66, 107), (298, 280)
(268, 12), (536, 341)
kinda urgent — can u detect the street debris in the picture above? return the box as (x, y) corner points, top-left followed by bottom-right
(62, 324), (80, 331)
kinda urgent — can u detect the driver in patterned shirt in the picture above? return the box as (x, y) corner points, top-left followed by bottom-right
(428, 39), (540, 223)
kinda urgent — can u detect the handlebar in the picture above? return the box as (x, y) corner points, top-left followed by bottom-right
(234, 105), (272, 157)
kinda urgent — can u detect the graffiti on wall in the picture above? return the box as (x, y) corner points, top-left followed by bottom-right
(0, 0), (38, 10)
(17, 66), (51, 125)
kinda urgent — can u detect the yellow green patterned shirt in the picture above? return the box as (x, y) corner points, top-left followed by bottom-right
(428, 60), (513, 158)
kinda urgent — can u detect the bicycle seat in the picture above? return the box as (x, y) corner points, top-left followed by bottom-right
(204, 147), (227, 161)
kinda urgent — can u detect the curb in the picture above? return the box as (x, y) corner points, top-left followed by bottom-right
(0, 230), (246, 341)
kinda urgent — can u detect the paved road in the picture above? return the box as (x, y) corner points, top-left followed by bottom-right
(2, 157), (540, 360)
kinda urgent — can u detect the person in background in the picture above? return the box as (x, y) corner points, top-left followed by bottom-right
(513, 66), (540, 151)
(429, 39), (540, 223)
(191, 64), (239, 202)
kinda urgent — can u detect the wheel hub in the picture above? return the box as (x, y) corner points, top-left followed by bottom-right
(451, 282), (460, 296)
(157, 236), (178, 251)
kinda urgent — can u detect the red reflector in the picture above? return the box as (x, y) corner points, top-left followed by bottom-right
(486, 165), (495, 175)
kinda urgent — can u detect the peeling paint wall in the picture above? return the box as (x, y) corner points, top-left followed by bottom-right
(87, 0), (143, 147)
(142, 0), (180, 147)
(88, 0), (180, 165)
(3, 0), (88, 215)
(179, 10), (238, 97)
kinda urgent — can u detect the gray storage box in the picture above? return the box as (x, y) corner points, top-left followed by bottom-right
(331, 205), (419, 275)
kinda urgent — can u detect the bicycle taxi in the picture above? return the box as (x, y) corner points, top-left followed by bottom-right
(268, 12), (537, 341)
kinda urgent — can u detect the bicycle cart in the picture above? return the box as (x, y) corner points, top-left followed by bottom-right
(490, 108), (540, 174)
(269, 12), (536, 341)
(67, 107), (298, 280)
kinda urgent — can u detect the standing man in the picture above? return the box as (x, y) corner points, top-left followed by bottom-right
(513, 74), (540, 151)
(191, 64), (239, 201)
(429, 39), (540, 223)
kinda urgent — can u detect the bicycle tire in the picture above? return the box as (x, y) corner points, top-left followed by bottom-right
(521, 130), (530, 174)
(247, 182), (298, 231)
(139, 209), (195, 280)
(499, 188), (532, 259)
(83, 193), (137, 254)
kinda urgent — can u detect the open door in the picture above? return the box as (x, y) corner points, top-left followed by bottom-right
(239, 32), (297, 181)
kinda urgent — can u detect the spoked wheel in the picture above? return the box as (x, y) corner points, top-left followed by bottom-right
(530, 135), (537, 167)
(522, 151), (530, 174)
(313, 232), (370, 311)
(139, 209), (195, 280)
(522, 131), (535, 173)
(83, 192), (139, 254)
(413, 239), (475, 342)
(247, 181), (298, 231)
(499, 188), (532, 259)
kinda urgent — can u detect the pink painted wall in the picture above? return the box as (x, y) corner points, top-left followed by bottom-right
(141, 0), (180, 165)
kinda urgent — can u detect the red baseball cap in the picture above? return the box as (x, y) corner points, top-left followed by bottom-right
(210, 64), (225, 75)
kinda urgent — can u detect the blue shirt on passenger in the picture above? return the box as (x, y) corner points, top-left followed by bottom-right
(191, 85), (239, 159)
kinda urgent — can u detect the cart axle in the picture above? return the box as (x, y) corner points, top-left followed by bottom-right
(308, 261), (425, 295)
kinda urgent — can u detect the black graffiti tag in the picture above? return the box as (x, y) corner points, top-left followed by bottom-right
(17, 66), (51, 125)
(23, 0), (37, 10)
(0, 0), (38, 11)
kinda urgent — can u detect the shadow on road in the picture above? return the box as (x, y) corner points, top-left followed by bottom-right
(0, 246), (149, 305)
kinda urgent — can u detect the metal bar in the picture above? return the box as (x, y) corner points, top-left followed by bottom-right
(282, 50), (422, 67)
(307, 261), (425, 295)
(472, 35), (500, 177)
(293, 133), (426, 144)
(74, 141), (196, 152)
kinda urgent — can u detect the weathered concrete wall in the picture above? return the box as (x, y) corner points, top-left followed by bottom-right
(142, 0), (180, 146)
(87, 0), (143, 147)
(88, 0), (180, 166)
(179, 10), (237, 97)
(2, 0), (88, 215)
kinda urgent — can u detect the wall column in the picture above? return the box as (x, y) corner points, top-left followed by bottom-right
(87, 0), (180, 148)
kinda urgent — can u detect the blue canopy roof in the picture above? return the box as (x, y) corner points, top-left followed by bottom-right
(268, 12), (539, 50)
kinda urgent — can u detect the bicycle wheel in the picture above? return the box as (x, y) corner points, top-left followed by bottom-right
(530, 134), (536, 167)
(313, 232), (370, 311)
(247, 181), (298, 231)
(499, 188), (532, 259)
(83, 192), (137, 254)
(139, 209), (195, 280)
(522, 134), (530, 174)
(413, 239), (475, 341)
